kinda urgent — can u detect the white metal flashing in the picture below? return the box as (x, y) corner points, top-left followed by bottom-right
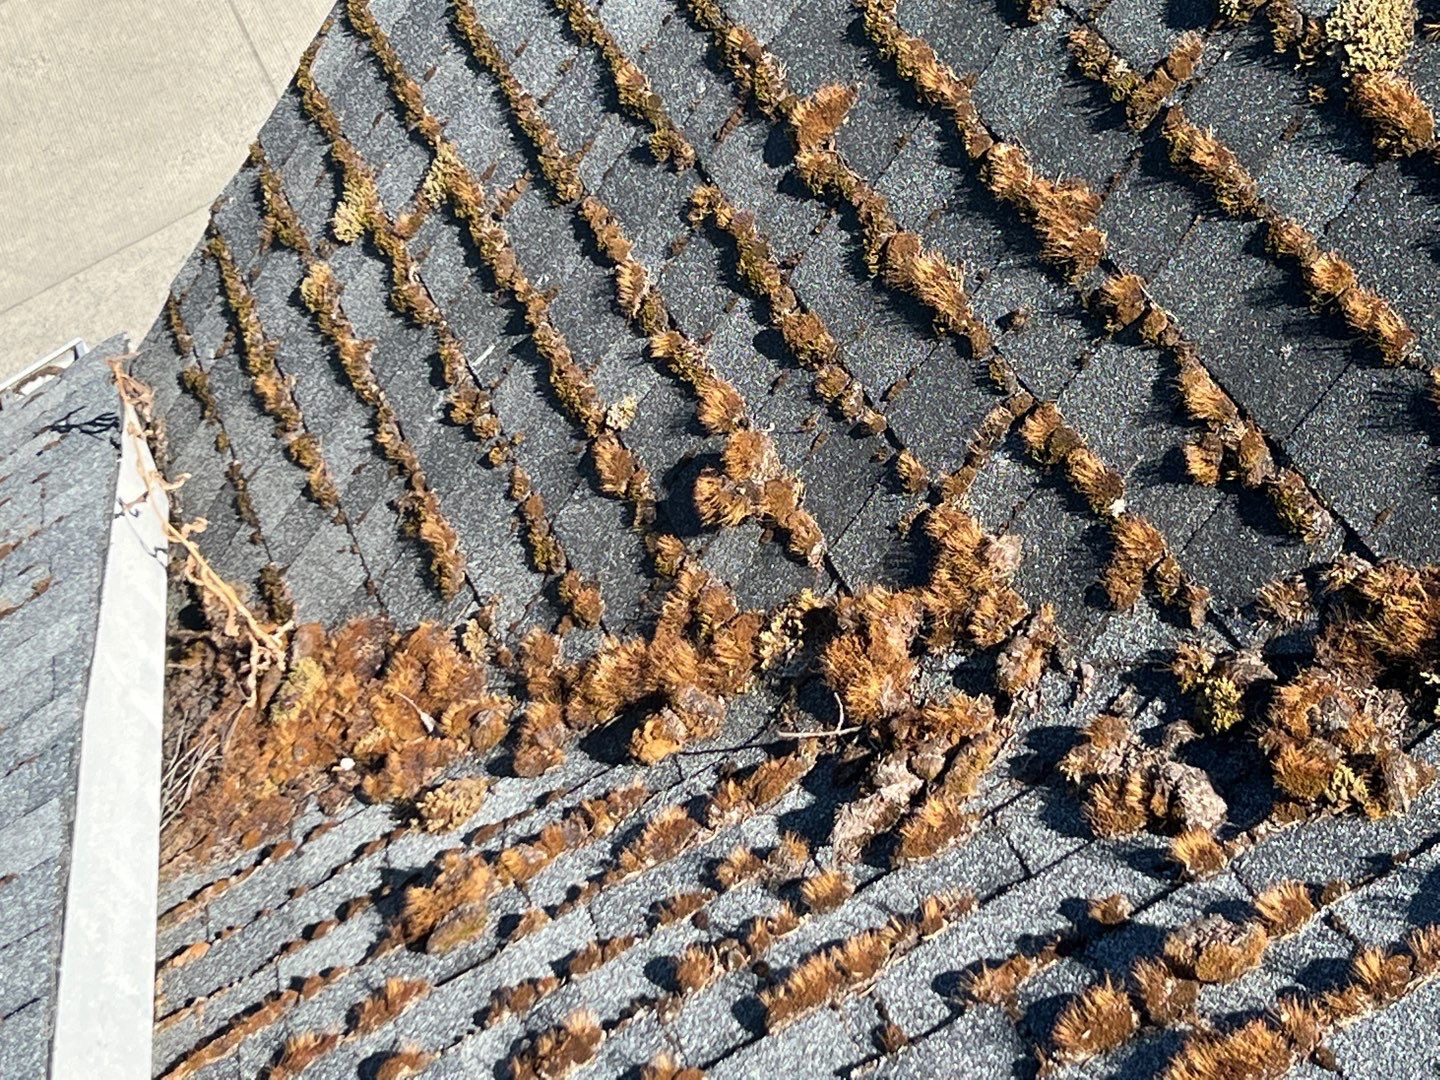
(51, 393), (168, 1078)
(1, 338), (89, 398)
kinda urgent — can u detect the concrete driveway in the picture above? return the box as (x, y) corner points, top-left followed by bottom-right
(0, 0), (333, 377)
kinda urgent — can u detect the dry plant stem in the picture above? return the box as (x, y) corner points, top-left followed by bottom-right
(114, 361), (291, 835)
(113, 364), (288, 664)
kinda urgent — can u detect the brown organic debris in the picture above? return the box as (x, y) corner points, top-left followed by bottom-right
(1051, 977), (1139, 1063)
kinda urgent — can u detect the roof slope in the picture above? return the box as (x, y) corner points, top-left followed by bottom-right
(0, 345), (125, 1075)
(129, 0), (1440, 1075)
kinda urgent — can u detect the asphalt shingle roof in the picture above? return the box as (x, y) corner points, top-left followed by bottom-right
(0, 343), (124, 1076)
(125, 0), (1440, 1076)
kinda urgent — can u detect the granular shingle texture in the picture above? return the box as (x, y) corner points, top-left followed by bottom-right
(128, 0), (1440, 1076)
(0, 344), (125, 1074)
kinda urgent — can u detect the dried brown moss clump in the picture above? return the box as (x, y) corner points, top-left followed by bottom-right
(558, 569), (605, 629)
(821, 587), (925, 728)
(940, 391), (1035, 501)
(1327, 0), (1416, 75)
(268, 92), (472, 601)
(760, 893), (974, 1029)
(1349, 72), (1436, 156)
(682, 3), (996, 358)
(1265, 216), (1417, 364)
(967, 944), (1060, 1013)
(1254, 880), (1317, 936)
(861, 0), (1107, 279)
(346, 0), (662, 540)
(488, 782), (647, 893)
(822, 508), (1029, 722)
(511, 567), (782, 774)
(401, 848), (495, 952)
(995, 602), (1060, 697)
(374, 1048), (434, 1080)
(549, 0), (695, 168)
(1061, 711), (1227, 839)
(265, 1031), (341, 1078)
(1257, 575), (1312, 625)
(1099, 279), (1327, 542)
(165, 291), (196, 356)
(415, 776), (489, 833)
(1165, 926), (1440, 1079)
(1166, 1018), (1295, 1080)
(1172, 641), (1273, 733)
(1090, 893), (1133, 926)
(1090, 280), (1326, 542)
(1093, 272), (1149, 333)
(690, 185), (886, 432)
(1218, 0), (1266, 21)
(164, 618), (513, 863)
(1051, 977), (1139, 1063)
(1069, 27), (1203, 129)
(207, 232), (339, 509)
(641, 1052), (705, 1080)
(1020, 402), (1126, 517)
(895, 795), (976, 863)
(695, 430), (825, 564)
(1171, 349), (1329, 541)
(451, 0), (583, 200)
(510, 468), (566, 576)
(575, 197), (826, 570)
(1266, 0), (1327, 57)
(817, 505), (1035, 862)
(1171, 826), (1231, 879)
(1259, 558), (1440, 817)
(1161, 108), (1261, 216)
(875, 224), (991, 349)
(800, 869), (856, 913)
(509, 1010), (604, 1080)
(284, 57), (493, 438)
(351, 977), (431, 1035)
(682, 0), (790, 117)
(1020, 402), (1208, 621)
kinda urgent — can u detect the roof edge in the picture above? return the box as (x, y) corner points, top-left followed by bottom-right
(50, 374), (169, 1079)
